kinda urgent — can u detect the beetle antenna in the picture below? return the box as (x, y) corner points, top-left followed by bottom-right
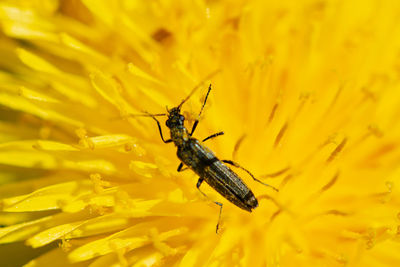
(178, 69), (221, 109)
(110, 112), (167, 121)
(128, 113), (166, 118)
(110, 69), (220, 121)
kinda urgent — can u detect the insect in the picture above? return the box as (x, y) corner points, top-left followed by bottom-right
(132, 77), (277, 232)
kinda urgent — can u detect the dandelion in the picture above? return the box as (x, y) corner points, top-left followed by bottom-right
(1, 0), (400, 266)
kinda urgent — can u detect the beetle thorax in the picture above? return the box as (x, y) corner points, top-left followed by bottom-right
(170, 126), (189, 146)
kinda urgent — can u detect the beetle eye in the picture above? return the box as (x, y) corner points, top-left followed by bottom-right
(165, 120), (170, 127)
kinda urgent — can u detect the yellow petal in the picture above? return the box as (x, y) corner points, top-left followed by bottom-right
(81, 0), (116, 26)
(68, 221), (183, 262)
(59, 33), (107, 63)
(16, 48), (61, 74)
(34, 140), (79, 151)
(0, 216), (50, 244)
(82, 134), (136, 149)
(89, 70), (124, 108)
(27, 221), (85, 248)
(0, 92), (84, 127)
(1, 181), (92, 212)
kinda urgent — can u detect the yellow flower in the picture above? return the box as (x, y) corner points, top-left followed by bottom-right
(1, 0), (400, 266)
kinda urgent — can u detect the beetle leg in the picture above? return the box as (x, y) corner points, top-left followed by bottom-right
(215, 202), (223, 234)
(177, 162), (189, 172)
(202, 131), (224, 142)
(150, 116), (172, 143)
(190, 84), (212, 136)
(222, 160), (279, 192)
(196, 177), (223, 233)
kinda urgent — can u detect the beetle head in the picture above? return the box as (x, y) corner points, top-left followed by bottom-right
(166, 107), (185, 128)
